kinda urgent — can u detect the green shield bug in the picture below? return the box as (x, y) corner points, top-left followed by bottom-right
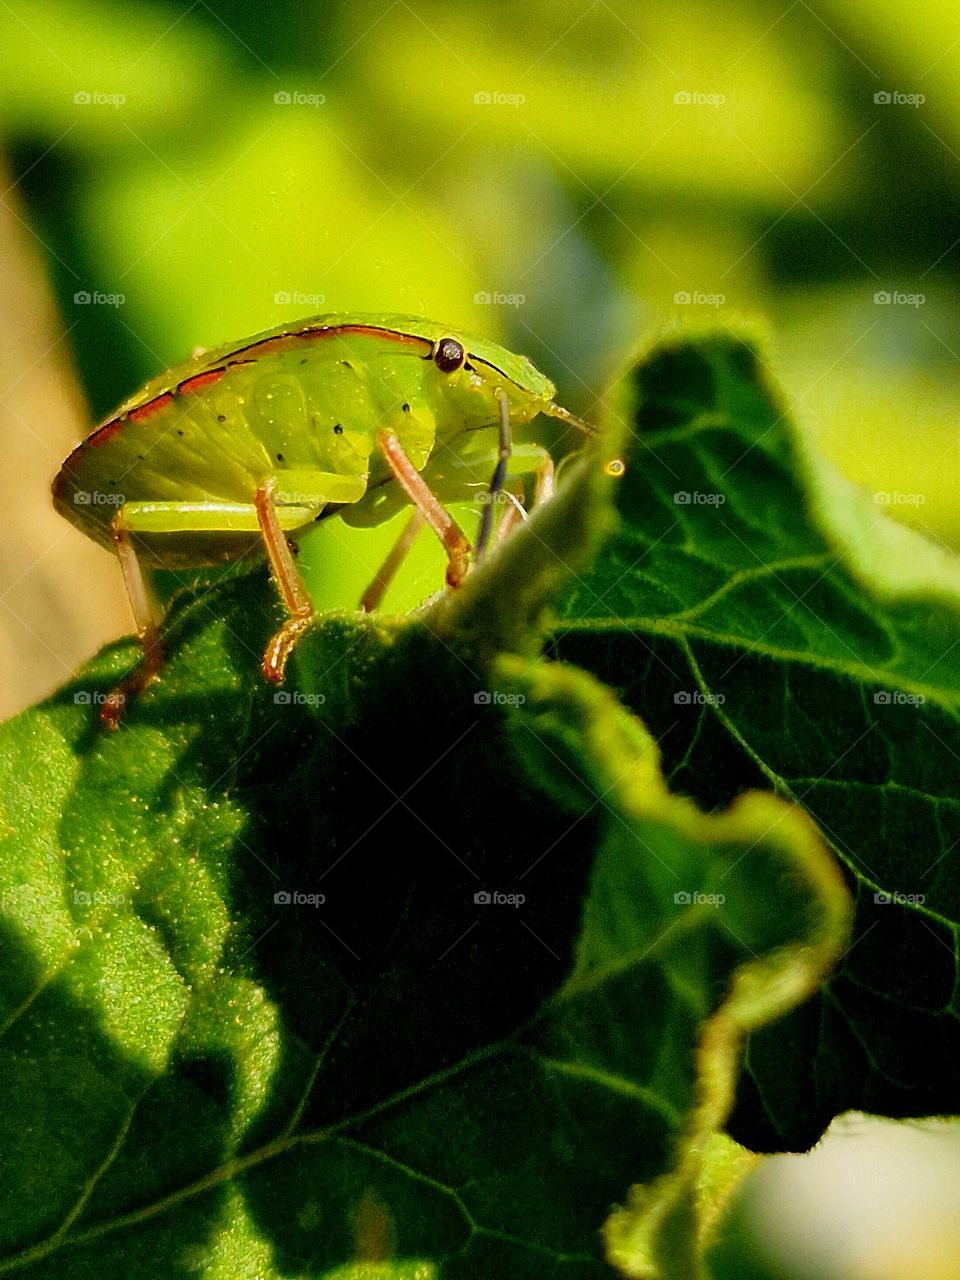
(53, 313), (595, 726)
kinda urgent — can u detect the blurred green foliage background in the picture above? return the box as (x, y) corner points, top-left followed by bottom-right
(5, 0), (960, 633)
(2, 3), (960, 1274)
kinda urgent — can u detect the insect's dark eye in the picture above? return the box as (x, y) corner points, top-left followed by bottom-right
(434, 337), (465, 373)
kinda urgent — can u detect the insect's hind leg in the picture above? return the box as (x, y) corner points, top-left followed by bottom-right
(102, 498), (286, 728)
(102, 508), (165, 729)
(100, 488), (343, 725)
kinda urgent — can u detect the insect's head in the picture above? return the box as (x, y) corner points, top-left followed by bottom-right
(426, 329), (597, 438)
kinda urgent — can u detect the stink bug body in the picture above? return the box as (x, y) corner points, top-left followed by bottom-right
(53, 312), (593, 725)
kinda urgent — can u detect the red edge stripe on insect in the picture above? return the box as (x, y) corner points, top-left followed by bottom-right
(178, 367), (227, 396)
(129, 392), (176, 425)
(86, 325), (432, 452)
(87, 391), (174, 448)
(85, 418), (125, 449)
(227, 323), (433, 364)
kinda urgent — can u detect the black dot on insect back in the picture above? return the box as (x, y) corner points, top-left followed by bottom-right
(402, 402), (410, 412)
(434, 337), (465, 373)
(177, 430), (184, 437)
(217, 414), (227, 423)
(333, 423), (343, 435)
(276, 452), (285, 464)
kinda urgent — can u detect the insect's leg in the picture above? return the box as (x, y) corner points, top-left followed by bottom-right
(376, 428), (471, 588)
(360, 509), (427, 613)
(106, 483), (358, 693)
(494, 447), (554, 547)
(533, 451), (555, 507)
(259, 470), (369, 677)
(476, 387), (512, 560)
(102, 499), (284, 728)
(494, 487), (526, 545)
(101, 508), (164, 729)
(255, 476), (318, 684)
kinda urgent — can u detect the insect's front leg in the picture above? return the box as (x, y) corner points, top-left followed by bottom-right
(376, 428), (471, 589)
(488, 447), (555, 548)
(533, 451), (555, 507)
(476, 387), (512, 560)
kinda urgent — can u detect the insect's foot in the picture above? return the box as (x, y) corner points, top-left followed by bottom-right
(99, 665), (161, 729)
(98, 639), (164, 729)
(445, 547), (471, 590)
(100, 688), (128, 731)
(262, 613), (316, 684)
(261, 649), (286, 684)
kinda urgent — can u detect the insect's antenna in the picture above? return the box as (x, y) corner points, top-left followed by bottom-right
(545, 403), (599, 439)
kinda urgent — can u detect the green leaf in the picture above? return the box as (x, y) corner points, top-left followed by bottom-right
(0, 536), (848, 1277)
(14, 321), (957, 1273)
(549, 325), (960, 1150)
